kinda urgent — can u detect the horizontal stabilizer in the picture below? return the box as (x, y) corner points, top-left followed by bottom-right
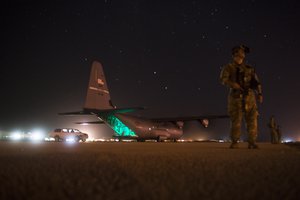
(58, 111), (93, 116)
(75, 121), (105, 125)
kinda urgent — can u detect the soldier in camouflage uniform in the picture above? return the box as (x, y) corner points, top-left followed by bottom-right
(268, 115), (278, 144)
(220, 45), (263, 149)
(276, 125), (282, 144)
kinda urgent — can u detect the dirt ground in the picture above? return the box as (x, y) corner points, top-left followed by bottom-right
(0, 141), (299, 200)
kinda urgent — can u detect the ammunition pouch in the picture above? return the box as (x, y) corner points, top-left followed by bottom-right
(230, 88), (250, 98)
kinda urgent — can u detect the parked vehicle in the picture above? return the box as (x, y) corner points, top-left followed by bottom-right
(48, 128), (88, 142)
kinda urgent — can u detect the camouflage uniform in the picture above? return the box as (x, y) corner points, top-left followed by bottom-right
(220, 46), (262, 148)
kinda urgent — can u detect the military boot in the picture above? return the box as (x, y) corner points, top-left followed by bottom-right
(229, 142), (239, 149)
(248, 143), (259, 149)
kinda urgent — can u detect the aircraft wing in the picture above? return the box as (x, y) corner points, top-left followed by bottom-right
(150, 115), (229, 128)
(151, 115), (229, 122)
(59, 107), (145, 116)
(83, 107), (145, 114)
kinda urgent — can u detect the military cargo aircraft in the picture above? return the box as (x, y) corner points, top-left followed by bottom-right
(60, 61), (228, 142)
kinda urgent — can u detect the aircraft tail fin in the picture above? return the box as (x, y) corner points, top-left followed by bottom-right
(84, 61), (115, 110)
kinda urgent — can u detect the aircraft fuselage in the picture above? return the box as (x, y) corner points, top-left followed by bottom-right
(98, 113), (183, 141)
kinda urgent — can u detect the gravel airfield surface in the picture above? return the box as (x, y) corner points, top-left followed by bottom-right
(0, 141), (299, 200)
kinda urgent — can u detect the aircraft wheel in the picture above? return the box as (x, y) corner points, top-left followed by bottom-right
(81, 138), (86, 142)
(157, 136), (164, 142)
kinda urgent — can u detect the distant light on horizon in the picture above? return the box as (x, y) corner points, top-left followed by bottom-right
(10, 131), (22, 140)
(283, 137), (295, 143)
(30, 129), (46, 141)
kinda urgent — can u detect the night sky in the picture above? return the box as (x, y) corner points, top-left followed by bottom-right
(1, 0), (300, 141)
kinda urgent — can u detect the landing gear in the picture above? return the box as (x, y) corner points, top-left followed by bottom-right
(157, 136), (165, 142)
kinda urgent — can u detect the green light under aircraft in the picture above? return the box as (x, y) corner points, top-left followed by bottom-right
(104, 114), (136, 137)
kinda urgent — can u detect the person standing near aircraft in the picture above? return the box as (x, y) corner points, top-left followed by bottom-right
(276, 125), (282, 144)
(268, 115), (278, 144)
(220, 45), (263, 149)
